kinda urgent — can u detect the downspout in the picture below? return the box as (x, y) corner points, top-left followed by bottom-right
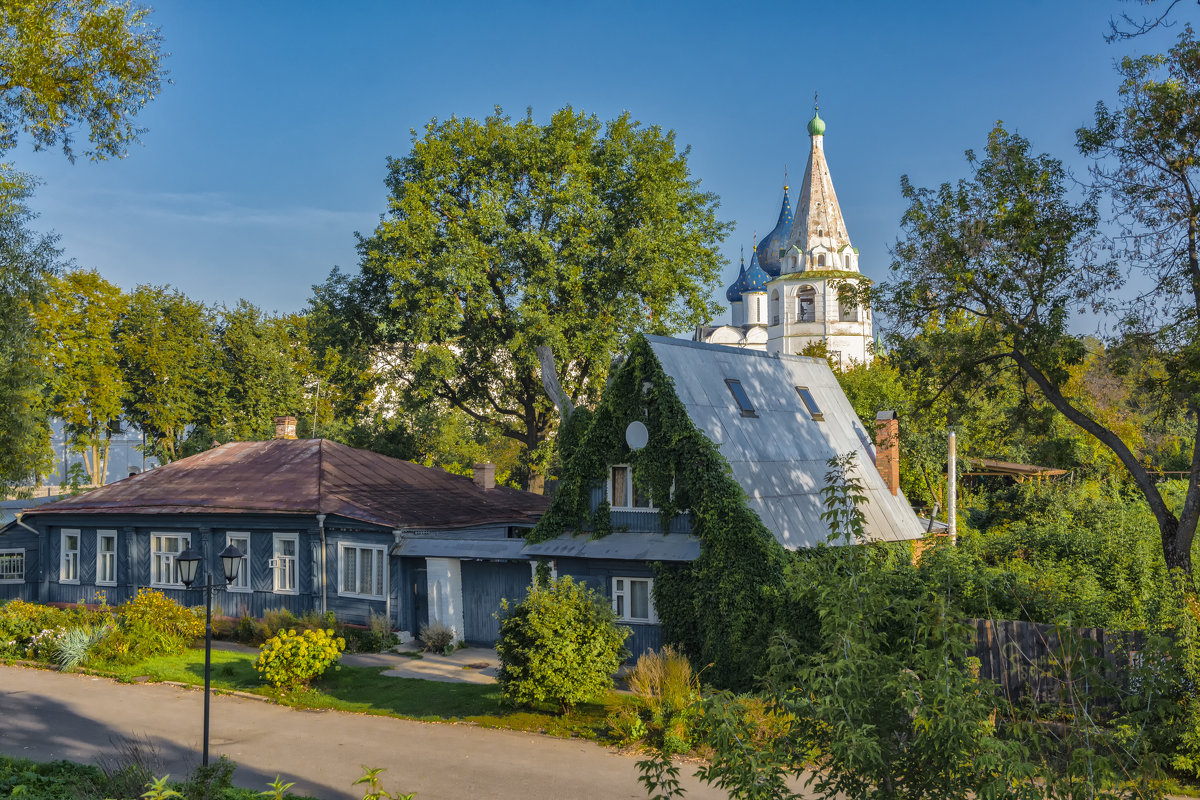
(390, 529), (405, 631)
(316, 514), (327, 615)
(14, 512), (46, 602)
(13, 511), (38, 537)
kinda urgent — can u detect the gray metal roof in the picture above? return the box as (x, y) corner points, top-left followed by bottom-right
(523, 532), (702, 561)
(393, 537), (529, 560)
(646, 335), (925, 548)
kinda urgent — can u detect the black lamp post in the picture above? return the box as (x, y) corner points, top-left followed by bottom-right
(176, 542), (244, 767)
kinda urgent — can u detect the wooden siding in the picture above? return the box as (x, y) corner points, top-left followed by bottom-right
(556, 557), (661, 661)
(0, 528), (39, 601)
(588, 483), (693, 534)
(624, 623), (662, 660)
(461, 560), (532, 644)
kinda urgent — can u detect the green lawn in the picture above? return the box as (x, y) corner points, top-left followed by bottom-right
(98, 648), (627, 742)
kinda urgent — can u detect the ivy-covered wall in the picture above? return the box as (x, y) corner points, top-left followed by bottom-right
(531, 334), (786, 689)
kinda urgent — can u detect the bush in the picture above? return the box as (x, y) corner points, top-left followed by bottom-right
(53, 623), (112, 671)
(496, 576), (629, 712)
(0, 599), (74, 658)
(626, 645), (701, 753)
(418, 621), (455, 654)
(254, 628), (345, 692)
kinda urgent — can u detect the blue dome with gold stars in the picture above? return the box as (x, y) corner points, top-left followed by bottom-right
(743, 249), (770, 292)
(725, 257), (749, 302)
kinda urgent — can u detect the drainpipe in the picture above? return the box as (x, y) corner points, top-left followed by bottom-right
(316, 514), (327, 615)
(390, 529), (405, 631)
(947, 428), (957, 546)
(13, 511), (39, 537)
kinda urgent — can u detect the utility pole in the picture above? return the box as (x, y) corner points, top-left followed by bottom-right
(948, 427), (957, 546)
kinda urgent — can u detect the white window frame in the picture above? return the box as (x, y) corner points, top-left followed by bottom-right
(226, 532), (251, 592)
(608, 464), (656, 511)
(337, 543), (387, 600)
(60, 529), (80, 584)
(96, 530), (117, 586)
(151, 533), (191, 588)
(0, 549), (24, 583)
(612, 576), (657, 624)
(271, 533), (298, 595)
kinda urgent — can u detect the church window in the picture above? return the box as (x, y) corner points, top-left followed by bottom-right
(840, 298), (858, 322)
(817, 254), (825, 267)
(770, 290), (780, 325)
(796, 287), (816, 322)
(844, 254), (851, 269)
(724, 379), (757, 418)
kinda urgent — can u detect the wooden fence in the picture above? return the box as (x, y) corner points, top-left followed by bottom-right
(969, 618), (1143, 706)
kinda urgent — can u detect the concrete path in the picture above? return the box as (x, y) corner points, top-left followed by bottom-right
(212, 641), (501, 684)
(0, 665), (739, 800)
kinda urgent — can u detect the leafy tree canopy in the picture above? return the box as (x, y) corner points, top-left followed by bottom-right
(0, 0), (166, 161)
(316, 106), (730, 488)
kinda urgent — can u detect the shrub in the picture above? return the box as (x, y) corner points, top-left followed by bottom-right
(0, 599), (73, 657)
(53, 623), (112, 671)
(496, 576), (630, 712)
(254, 628), (345, 692)
(418, 621), (455, 653)
(626, 645), (701, 753)
(233, 615), (270, 645)
(262, 607), (298, 637)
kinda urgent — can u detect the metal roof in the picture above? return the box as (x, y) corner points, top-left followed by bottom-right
(22, 439), (549, 530)
(523, 532), (702, 561)
(646, 335), (926, 548)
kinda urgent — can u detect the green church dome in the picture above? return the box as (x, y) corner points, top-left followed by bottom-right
(807, 111), (825, 137)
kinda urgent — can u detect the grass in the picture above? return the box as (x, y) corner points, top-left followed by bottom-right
(97, 647), (631, 742)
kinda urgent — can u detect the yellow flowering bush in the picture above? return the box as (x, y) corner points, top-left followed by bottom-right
(254, 628), (345, 691)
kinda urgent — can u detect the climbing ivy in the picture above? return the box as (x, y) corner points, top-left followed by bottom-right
(531, 334), (786, 689)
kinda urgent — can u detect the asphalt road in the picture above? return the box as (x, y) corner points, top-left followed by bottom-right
(0, 665), (741, 800)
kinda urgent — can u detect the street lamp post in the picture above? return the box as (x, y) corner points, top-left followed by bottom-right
(175, 542), (244, 767)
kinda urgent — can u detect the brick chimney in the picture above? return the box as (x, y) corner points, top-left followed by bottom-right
(273, 416), (298, 440)
(874, 410), (900, 496)
(473, 462), (495, 490)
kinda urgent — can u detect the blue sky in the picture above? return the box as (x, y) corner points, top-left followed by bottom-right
(12, 0), (1190, 324)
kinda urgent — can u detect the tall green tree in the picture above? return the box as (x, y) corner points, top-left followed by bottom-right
(35, 268), (126, 485)
(0, 0), (166, 161)
(882, 120), (1200, 577)
(116, 284), (213, 462)
(319, 106), (729, 488)
(0, 169), (59, 490)
(191, 301), (306, 446)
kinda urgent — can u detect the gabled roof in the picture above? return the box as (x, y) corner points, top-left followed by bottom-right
(22, 439), (548, 530)
(646, 335), (924, 548)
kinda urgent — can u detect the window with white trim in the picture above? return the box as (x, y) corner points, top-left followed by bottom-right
(151, 533), (190, 587)
(609, 464), (654, 510)
(0, 549), (24, 583)
(227, 533), (250, 591)
(612, 577), (656, 623)
(60, 530), (80, 583)
(338, 543), (386, 599)
(97, 531), (117, 586)
(272, 533), (297, 594)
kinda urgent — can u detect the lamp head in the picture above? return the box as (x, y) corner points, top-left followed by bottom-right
(176, 546), (202, 587)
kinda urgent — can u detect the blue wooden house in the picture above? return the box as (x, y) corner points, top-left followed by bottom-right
(0, 436), (548, 641)
(526, 335), (927, 661)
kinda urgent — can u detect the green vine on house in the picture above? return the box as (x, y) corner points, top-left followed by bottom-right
(531, 334), (786, 689)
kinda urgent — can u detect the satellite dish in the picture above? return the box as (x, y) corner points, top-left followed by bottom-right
(625, 421), (649, 450)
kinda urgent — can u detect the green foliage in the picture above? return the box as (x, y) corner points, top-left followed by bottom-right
(53, 622), (111, 671)
(0, 0), (165, 162)
(254, 628), (346, 692)
(0, 167), (58, 491)
(116, 285), (215, 462)
(532, 334), (786, 689)
(353, 767), (416, 800)
(626, 646), (702, 753)
(34, 268), (127, 484)
(316, 106), (730, 485)
(496, 576), (630, 711)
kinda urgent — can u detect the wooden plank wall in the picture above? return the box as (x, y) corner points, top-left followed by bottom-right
(970, 618), (1142, 706)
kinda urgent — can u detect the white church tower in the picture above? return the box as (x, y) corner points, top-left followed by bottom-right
(697, 104), (874, 367)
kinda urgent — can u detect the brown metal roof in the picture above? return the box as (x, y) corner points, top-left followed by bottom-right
(965, 458), (1070, 480)
(25, 439), (548, 529)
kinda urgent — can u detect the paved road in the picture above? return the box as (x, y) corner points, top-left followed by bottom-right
(0, 665), (739, 800)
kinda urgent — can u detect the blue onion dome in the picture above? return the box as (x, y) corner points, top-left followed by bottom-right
(743, 248), (771, 292)
(755, 185), (793, 277)
(725, 255), (749, 302)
